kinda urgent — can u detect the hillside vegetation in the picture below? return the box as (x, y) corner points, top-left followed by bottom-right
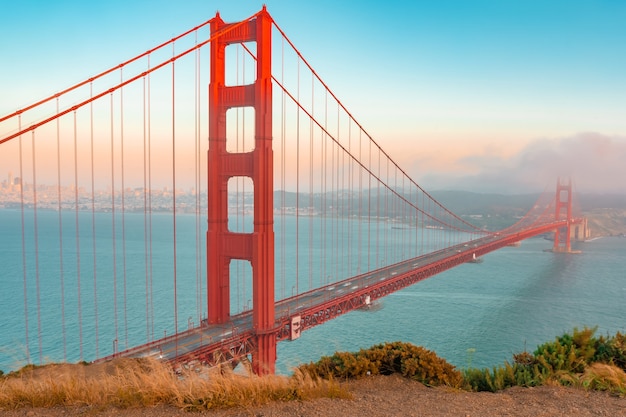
(432, 190), (626, 236)
(298, 327), (626, 395)
(1, 327), (625, 412)
(586, 208), (626, 237)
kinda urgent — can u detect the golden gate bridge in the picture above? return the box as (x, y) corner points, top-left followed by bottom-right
(0, 7), (584, 375)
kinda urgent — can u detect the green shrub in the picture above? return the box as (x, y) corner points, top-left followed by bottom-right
(463, 359), (548, 392)
(298, 341), (463, 388)
(465, 327), (626, 393)
(595, 332), (626, 372)
(533, 327), (599, 375)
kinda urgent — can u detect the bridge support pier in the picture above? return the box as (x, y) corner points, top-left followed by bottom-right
(208, 8), (276, 375)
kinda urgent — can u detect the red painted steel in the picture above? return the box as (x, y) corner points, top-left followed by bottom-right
(99, 218), (571, 369)
(207, 7), (276, 375)
(1, 6), (587, 375)
(99, 212), (579, 371)
(274, 221), (570, 341)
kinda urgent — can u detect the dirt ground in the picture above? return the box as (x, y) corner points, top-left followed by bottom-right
(3, 374), (626, 417)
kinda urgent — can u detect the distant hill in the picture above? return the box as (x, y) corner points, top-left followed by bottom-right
(274, 189), (626, 236)
(430, 190), (626, 236)
(430, 190), (626, 213)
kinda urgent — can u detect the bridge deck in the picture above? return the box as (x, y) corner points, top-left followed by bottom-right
(99, 219), (570, 368)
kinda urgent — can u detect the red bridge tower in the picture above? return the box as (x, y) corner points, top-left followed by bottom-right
(207, 8), (275, 375)
(553, 177), (573, 253)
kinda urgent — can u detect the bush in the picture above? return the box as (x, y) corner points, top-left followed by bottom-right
(463, 359), (550, 393)
(298, 341), (463, 388)
(465, 327), (626, 394)
(533, 327), (599, 376)
(595, 331), (626, 372)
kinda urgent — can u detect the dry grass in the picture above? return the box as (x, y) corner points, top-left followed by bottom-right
(0, 358), (351, 411)
(543, 363), (626, 396)
(579, 363), (626, 395)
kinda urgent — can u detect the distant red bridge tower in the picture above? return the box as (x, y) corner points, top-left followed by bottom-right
(207, 8), (276, 375)
(553, 178), (574, 253)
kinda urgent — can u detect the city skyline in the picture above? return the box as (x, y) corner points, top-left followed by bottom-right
(1, 1), (625, 193)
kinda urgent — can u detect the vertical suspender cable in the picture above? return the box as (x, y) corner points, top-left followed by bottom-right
(382, 157), (392, 266)
(425, 196), (430, 252)
(337, 115), (350, 278)
(120, 69), (129, 349)
(309, 72), (313, 289)
(334, 122), (339, 277)
(18, 116), (31, 364)
(147, 56), (154, 341)
(415, 188), (424, 256)
(437, 202), (442, 249)
(90, 83), (99, 358)
(416, 186), (420, 256)
(347, 119), (352, 279)
(321, 90), (327, 286)
(143, 73), (150, 341)
(332, 112), (337, 279)
(401, 174), (405, 259)
(72, 112), (83, 360)
(321, 91), (326, 285)
(295, 57), (300, 296)
(280, 36), (286, 300)
(171, 44), (179, 354)
(110, 92), (118, 353)
(406, 177), (410, 257)
(358, 129), (362, 274)
(376, 148), (381, 268)
(390, 166), (394, 262)
(331, 115), (336, 279)
(56, 99), (67, 361)
(31, 130), (42, 364)
(399, 170), (403, 261)
(420, 191), (424, 255)
(416, 188), (420, 255)
(396, 168), (400, 262)
(367, 136), (371, 272)
(194, 30), (202, 323)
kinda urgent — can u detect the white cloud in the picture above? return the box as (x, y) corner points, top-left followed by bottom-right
(418, 133), (626, 194)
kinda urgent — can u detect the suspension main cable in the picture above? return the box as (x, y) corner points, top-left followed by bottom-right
(270, 20), (480, 232)
(0, 15), (219, 125)
(270, 73), (480, 234)
(1, 11), (263, 145)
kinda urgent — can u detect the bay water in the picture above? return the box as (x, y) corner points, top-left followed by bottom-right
(1, 209), (625, 374)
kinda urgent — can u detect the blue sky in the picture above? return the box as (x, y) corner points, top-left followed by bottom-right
(1, 0), (625, 193)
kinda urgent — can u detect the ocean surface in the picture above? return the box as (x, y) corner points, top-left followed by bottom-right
(1, 208), (625, 374)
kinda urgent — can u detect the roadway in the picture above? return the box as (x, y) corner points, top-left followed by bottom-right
(101, 218), (568, 366)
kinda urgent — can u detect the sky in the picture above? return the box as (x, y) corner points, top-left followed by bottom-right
(1, 0), (625, 194)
